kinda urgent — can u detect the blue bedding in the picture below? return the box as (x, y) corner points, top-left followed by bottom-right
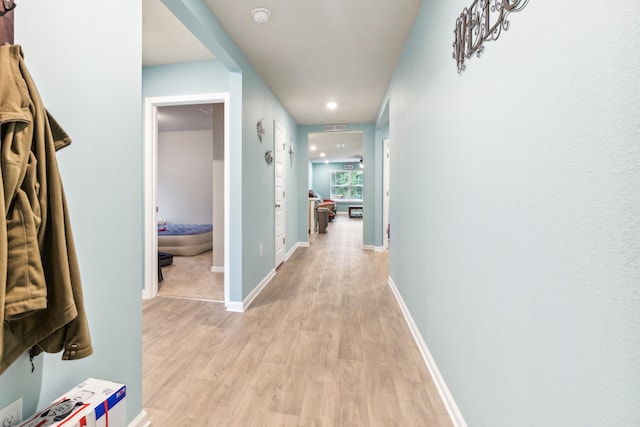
(158, 224), (213, 236)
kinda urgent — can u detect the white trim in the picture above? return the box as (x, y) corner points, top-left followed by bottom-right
(243, 268), (276, 310)
(226, 267), (277, 313)
(285, 241), (308, 261)
(382, 139), (390, 252)
(143, 93), (230, 305)
(387, 277), (468, 427)
(374, 246), (386, 252)
(274, 121), (287, 269)
(362, 244), (375, 251)
(225, 301), (244, 313)
(128, 410), (151, 427)
(285, 245), (296, 261)
(211, 266), (225, 273)
(142, 100), (159, 300)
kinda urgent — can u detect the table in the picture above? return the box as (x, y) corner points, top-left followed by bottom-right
(348, 205), (363, 218)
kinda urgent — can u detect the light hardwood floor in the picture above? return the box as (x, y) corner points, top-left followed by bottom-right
(158, 250), (224, 302)
(143, 215), (453, 426)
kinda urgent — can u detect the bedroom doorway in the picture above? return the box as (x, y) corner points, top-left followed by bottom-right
(143, 93), (230, 305)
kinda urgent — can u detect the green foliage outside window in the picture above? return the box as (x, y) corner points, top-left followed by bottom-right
(330, 170), (363, 200)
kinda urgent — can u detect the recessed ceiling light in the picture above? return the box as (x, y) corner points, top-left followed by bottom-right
(325, 160), (329, 164)
(326, 102), (338, 110)
(310, 145), (317, 151)
(320, 152), (326, 157)
(251, 8), (271, 23)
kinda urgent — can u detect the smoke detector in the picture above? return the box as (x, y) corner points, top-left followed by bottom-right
(251, 8), (271, 23)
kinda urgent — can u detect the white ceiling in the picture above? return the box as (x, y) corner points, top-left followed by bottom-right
(308, 131), (363, 163)
(142, 0), (421, 160)
(142, 0), (215, 66)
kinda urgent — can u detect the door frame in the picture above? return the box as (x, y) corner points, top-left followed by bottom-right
(143, 92), (230, 303)
(274, 121), (286, 268)
(383, 139), (390, 251)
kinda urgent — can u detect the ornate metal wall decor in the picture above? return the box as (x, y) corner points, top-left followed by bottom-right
(256, 118), (265, 143)
(289, 143), (295, 168)
(264, 150), (273, 166)
(453, 0), (529, 73)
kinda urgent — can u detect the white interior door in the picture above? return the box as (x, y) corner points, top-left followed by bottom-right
(274, 122), (286, 267)
(383, 139), (391, 251)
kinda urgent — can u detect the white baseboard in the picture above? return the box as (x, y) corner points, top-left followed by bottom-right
(228, 244), (307, 313)
(211, 266), (224, 273)
(363, 245), (386, 252)
(241, 268), (276, 311)
(387, 277), (467, 427)
(129, 410), (151, 427)
(285, 241), (308, 261)
(225, 301), (243, 312)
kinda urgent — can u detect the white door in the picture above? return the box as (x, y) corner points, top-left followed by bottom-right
(274, 122), (286, 267)
(383, 139), (391, 251)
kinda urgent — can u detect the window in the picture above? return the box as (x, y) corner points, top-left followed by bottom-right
(330, 170), (363, 200)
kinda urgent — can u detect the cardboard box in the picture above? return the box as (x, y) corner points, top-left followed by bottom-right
(20, 378), (126, 427)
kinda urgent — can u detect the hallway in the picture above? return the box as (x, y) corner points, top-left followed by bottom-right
(142, 215), (453, 426)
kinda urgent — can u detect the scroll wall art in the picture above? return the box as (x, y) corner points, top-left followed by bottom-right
(453, 0), (529, 73)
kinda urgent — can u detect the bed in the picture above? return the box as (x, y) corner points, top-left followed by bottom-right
(158, 224), (213, 256)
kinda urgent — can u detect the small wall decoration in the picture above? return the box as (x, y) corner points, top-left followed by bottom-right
(289, 143), (295, 168)
(256, 118), (265, 143)
(343, 164), (354, 170)
(264, 150), (273, 166)
(453, 0), (529, 73)
(322, 124), (347, 132)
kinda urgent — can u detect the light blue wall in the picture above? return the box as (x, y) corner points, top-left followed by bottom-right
(0, 1), (144, 424)
(386, 1), (640, 426)
(143, 60), (230, 95)
(300, 124), (381, 247)
(241, 65), (299, 298)
(158, 0), (304, 302)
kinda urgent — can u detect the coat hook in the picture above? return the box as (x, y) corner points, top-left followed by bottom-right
(1, 1), (16, 15)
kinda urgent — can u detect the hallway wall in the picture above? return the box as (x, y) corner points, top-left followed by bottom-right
(159, 1), (304, 304)
(0, 1), (144, 423)
(387, 1), (640, 426)
(240, 65), (300, 299)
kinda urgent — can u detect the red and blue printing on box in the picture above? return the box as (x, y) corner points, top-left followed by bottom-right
(20, 378), (126, 427)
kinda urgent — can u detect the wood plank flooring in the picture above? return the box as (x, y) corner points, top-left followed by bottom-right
(158, 250), (224, 302)
(143, 215), (453, 426)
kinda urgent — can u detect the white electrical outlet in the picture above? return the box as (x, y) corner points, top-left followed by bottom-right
(0, 398), (21, 427)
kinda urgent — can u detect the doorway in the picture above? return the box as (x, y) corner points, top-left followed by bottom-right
(307, 130), (364, 243)
(143, 93), (230, 306)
